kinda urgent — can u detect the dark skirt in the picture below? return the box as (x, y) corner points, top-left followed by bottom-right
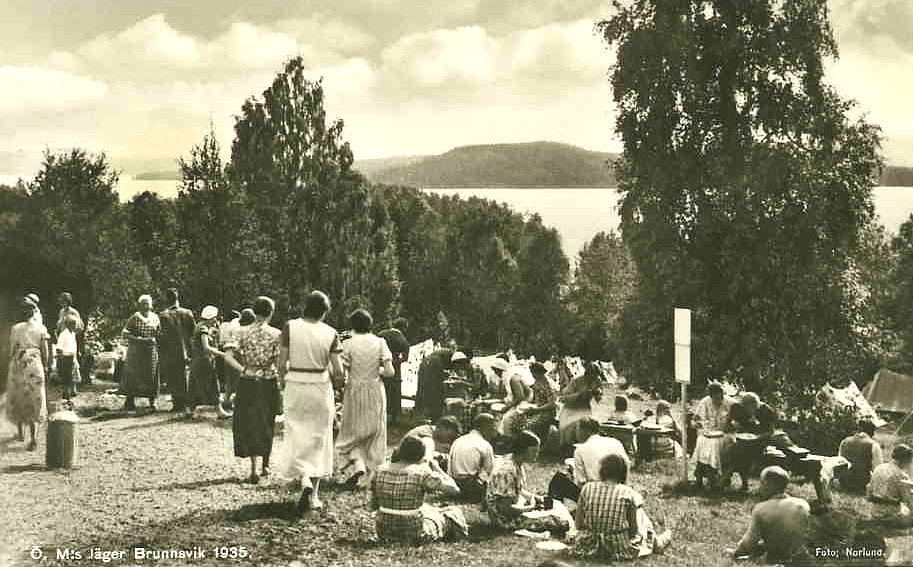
(188, 355), (219, 407)
(123, 342), (159, 398)
(233, 378), (280, 458)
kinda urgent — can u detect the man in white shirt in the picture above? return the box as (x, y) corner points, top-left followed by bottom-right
(548, 417), (629, 503)
(448, 413), (498, 502)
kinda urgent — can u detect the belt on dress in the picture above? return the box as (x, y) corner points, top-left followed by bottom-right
(286, 367), (330, 384)
(379, 506), (422, 517)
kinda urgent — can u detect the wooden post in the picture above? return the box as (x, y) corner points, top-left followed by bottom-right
(681, 382), (689, 482)
(674, 308), (692, 483)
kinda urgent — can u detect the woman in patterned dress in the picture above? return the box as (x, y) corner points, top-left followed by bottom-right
(6, 300), (49, 450)
(223, 297), (281, 484)
(336, 309), (394, 488)
(369, 436), (468, 543)
(486, 430), (575, 533)
(121, 295), (160, 410)
(276, 290), (344, 514)
(572, 454), (671, 560)
(188, 305), (223, 417)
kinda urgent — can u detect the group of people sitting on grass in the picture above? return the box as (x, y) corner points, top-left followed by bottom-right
(372, 412), (672, 561)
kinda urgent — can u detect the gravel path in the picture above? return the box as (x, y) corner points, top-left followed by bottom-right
(0, 378), (682, 567)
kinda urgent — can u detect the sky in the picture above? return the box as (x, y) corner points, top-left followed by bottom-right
(0, 0), (911, 163)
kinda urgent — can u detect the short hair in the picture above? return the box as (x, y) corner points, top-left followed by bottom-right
(599, 453), (629, 483)
(58, 292), (73, 304)
(512, 430), (541, 454)
(530, 362), (547, 375)
(137, 294), (152, 305)
(349, 309), (373, 333)
(397, 435), (427, 464)
(62, 316), (77, 330)
(892, 444), (913, 465)
(436, 416), (462, 434)
(614, 395), (629, 412)
(239, 308), (255, 325)
(165, 288), (179, 304)
(707, 382), (724, 396)
(252, 296), (274, 318)
(302, 290), (331, 319)
(19, 300), (36, 322)
(577, 417), (600, 436)
(741, 392), (760, 410)
(473, 413), (497, 431)
(858, 420), (876, 437)
(761, 466), (790, 492)
(392, 317), (408, 329)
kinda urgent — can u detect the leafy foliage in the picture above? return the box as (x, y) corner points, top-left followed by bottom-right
(229, 57), (399, 326)
(601, 1), (884, 402)
(783, 404), (859, 456)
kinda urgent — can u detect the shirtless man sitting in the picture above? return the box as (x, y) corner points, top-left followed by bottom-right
(731, 466), (811, 563)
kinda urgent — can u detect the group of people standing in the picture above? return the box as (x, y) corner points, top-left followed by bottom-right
(119, 289), (244, 415)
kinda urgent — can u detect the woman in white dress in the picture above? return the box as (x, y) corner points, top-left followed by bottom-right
(691, 382), (735, 489)
(336, 309), (394, 488)
(277, 291), (344, 514)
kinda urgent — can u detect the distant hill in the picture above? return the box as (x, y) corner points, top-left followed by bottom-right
(356, 142), (913, 188)
(359, 142), (619, 188)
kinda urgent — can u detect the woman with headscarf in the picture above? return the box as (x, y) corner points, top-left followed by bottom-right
(188, 305), (226, 417)
(222, 297), (281, 484)
(691, 382), (735, 489)
(6, 300), (49, 450)
(336, 309), (394, 489)
(276, 290), (344, 514)
(121, 294), (161, 410)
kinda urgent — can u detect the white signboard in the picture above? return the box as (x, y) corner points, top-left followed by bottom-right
(674, 308), (691, 384)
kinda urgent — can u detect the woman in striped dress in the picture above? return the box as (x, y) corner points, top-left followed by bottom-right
(336, 309), (394, 488)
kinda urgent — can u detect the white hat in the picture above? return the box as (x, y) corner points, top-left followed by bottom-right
(201, 305), (219, 320)
(489, 358), (509, 372)
(451, 351), (468, 362)
(26, 293), (39, 305)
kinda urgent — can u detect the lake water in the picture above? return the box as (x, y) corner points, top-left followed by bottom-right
(2, 174), (911, 259)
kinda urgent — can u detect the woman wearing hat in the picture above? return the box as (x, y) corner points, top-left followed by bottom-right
(6, 300), (50, 450)
(122, 294), (161, 410)
(187, 305), (225, 417)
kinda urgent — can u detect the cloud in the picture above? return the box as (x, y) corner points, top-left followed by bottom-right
(380, 27), (498, 92)
(376, 20), (612, 101)
(274, 15), (375, 55)
(68, 14), (331, 81)
(0, 66), (109, 114)
(830, 0), (913, 55)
